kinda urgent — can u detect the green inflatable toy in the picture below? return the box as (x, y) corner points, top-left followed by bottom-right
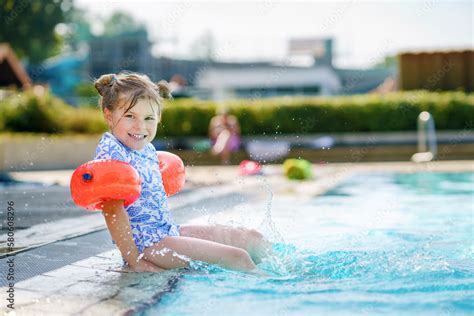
(193, 140), (211, 153)
(283, 159), (312, 180)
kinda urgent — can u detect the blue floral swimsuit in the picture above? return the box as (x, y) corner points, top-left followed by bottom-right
(94, 132), (180, 254)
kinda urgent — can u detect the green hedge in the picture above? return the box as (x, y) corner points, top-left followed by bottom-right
(227, 91), (474, 135)
(0, 90), (472, 137)
(0, 91), (107, 134)
(157, 98), (216, 137)
(1, 91), (66, 133)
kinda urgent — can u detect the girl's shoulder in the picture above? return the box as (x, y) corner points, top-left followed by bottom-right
(94, 132), (130, 162)
(143, 142), (158, 161)
(146, 142), (157, 153)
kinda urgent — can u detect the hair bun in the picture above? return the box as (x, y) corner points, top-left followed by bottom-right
(156, 80), (172, 100)
(94, 74), (116, 96)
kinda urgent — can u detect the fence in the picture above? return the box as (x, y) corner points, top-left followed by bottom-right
(399, 50), (474, 92)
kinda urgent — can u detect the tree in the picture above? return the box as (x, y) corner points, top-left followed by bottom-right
(102, 11), (145, 37)
(62, 5), (93, 52)
(0, 0), (71, 64)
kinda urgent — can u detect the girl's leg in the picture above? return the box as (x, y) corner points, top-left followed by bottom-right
(179, 224), (272, 263)
(211, 130), (231, 155)
(142, 236), (257, 272)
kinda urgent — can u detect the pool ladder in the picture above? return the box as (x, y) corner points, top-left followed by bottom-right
(411, 111), (437, 162)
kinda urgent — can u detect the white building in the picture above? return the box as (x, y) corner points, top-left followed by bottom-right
(195, 38), (396, 100)
(196, 64), (342, 101)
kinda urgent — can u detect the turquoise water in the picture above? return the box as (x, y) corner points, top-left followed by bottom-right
(139, 172), (473, 316)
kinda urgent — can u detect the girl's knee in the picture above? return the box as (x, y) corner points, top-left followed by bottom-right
(248, 228), (263, 239)
(227, 248), (255, 269)
(229, 247), (250, 259)
(242, 228), (263, 242)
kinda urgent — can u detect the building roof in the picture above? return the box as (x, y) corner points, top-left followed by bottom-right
(334, 67), (397, 94)
(196, 65), (341, 90)
(0, 43), (32, 89)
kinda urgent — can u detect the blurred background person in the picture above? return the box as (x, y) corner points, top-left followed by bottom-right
(208, 108), (241, 165)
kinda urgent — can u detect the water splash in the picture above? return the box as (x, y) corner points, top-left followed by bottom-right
(256, 241), (473, 286)
(256, 176), (285, 244)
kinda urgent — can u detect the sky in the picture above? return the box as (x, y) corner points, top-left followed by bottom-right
(75, 0), (473, 68)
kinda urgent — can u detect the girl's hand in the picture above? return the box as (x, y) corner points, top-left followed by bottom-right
(130, 260), (164, 273)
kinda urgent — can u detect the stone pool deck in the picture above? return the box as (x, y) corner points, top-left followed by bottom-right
(1, 160), (472, 315)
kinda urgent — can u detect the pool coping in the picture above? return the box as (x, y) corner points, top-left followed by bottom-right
(1, 160), (473, 315)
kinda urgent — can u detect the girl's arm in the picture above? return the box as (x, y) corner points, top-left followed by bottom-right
(102, 200), (164, 272)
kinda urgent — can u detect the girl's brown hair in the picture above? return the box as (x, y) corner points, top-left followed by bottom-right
(94, 72), (171, 121)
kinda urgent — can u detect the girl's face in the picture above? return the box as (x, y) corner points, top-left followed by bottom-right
(104, 97), (160, 150)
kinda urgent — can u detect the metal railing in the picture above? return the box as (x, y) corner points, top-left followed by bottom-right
(411, 111), (437, 162)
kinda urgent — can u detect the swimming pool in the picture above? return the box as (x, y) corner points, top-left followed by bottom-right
(137, 171), (473, 316)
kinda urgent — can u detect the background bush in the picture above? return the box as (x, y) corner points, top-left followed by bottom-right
(1, 91), (68, 133)
(0, 90), (472, 137)
(0, 91), (107, 134)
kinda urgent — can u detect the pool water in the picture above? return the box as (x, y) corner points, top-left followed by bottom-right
(139, 172), (473, 316)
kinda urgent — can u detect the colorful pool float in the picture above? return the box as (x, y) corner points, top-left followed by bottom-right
(156, 151), (186, 197)
(70, 151), (185, 211)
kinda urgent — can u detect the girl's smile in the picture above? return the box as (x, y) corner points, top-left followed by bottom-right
(129, 133), (147, 140)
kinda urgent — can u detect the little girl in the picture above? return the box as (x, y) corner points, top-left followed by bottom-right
(94, 72), (270, 273)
